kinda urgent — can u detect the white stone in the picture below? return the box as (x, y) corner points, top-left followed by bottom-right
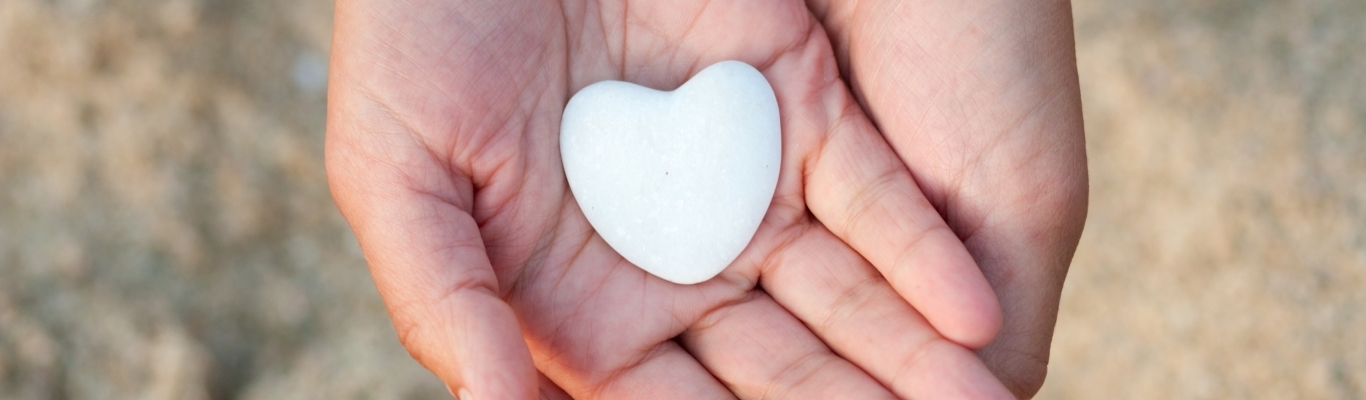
(560, 61), (781, 285)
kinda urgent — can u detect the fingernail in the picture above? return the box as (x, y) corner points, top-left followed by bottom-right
(458, 387), (473, 400)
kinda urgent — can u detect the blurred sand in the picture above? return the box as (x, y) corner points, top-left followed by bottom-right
(0, 0), (445, 398)
(0, 0), (1361, 399)
(1042, 0), (1366, 398)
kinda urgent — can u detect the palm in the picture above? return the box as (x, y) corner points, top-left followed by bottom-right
(330, 1), (1011, 398)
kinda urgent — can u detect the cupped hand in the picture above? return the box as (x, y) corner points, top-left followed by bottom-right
(328, 1), (1008, 398)
(808, 0), (1090, 397)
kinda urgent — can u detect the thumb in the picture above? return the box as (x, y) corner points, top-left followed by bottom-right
(326, 119), (536, 399)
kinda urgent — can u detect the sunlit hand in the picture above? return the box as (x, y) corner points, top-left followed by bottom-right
(328, 1), (1009, 398)
(808, 0), (1090, 397)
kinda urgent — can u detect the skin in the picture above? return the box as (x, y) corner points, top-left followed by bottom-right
(327, 0), (1084, 398)
(807, 0), (1089, 396)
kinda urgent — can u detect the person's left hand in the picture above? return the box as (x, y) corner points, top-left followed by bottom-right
(807, 0), (1091, 396)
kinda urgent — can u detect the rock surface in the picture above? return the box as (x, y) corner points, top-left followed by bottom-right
(560, 61), (781, 285)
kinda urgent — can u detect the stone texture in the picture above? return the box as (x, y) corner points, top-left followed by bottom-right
(560, 61), (781, 285)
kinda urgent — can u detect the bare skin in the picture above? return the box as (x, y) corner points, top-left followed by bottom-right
(328, 0), (1083, 398)
(808, 0), (1089, 396)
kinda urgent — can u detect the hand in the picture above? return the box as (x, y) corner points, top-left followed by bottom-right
(807, 0), (1090, 397)
(328, 1), (1008, 398)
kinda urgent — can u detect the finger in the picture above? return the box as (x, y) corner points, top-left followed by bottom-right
(450, 370), (571, 400)
(328, 1), (561, 397)
(327, 126), (536, 398)
(802, 105), (1003, 348)
(576, 341), (736, 399)
(679, 291), (895, 399)
(596, 342), (735, 399)
(509, 221), (739, 399)
(328, 145), (537, 398)
(537, 371), (573, 400)
(754, 225), (1011, 399)
(756, 37), (1002, 347)
(327, 35), (536, 400)
(805, 0), (1088, 395)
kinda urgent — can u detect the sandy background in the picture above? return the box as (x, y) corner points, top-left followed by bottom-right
(0, 0), (1361, 399)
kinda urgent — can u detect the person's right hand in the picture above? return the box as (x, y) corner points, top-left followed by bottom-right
(327, 1), (1008, 398)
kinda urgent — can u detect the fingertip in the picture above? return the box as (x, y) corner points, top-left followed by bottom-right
(424, 293), (538, 400)
(946, 292), (1002, 350)
(916, 234), (1002, 349)
(974, 292), (1005, 349)
(977, 368), (1018, 400)
(972, 356), (1018, 400)
(463, 301), (539, 400)
(947, 264), (1003, 350)
(911, 338), (1017, 400)
(953, 344), (1017, 400)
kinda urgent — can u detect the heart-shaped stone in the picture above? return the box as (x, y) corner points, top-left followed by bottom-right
(560, 61), (781, 285)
